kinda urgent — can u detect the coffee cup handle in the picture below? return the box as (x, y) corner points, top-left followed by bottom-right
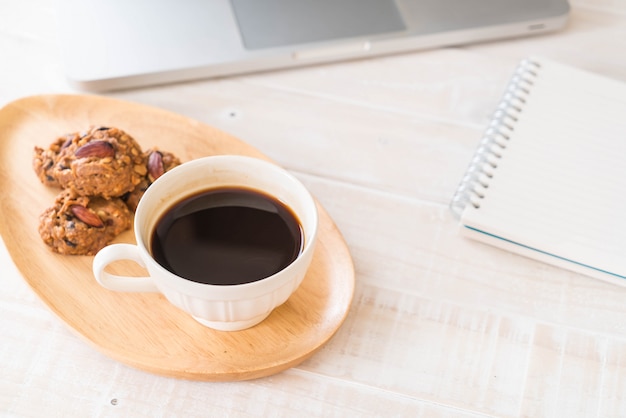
(93, 243), (160, 293)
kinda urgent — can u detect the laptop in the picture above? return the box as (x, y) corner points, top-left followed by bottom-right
(56, 0), (570, 92)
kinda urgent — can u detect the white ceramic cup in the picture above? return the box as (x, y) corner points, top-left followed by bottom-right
(92, 155), (318, 331)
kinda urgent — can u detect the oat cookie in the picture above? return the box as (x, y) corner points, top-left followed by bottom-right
(123, 148), (182, 211)
(52, 126), (146, 198)
(38, 189), (132, 255)
(32, 133), (79, 188)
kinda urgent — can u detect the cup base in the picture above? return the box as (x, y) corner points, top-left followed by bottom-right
(192, 312), (272, 331)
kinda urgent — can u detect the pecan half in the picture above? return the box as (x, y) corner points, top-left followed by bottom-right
(74, 141), (115, 159)
(147, 150), (165, 181)
(70, 205), (104, 228)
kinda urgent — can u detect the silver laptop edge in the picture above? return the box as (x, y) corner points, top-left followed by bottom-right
(57, 0), (570, 91)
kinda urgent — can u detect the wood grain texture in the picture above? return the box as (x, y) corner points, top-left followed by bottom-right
(0, 94), (355, 381)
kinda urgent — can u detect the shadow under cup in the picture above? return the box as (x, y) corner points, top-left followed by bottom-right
(94, 155), (318, 331)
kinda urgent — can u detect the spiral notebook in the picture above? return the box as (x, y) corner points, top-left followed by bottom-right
(451, 57), (626, 286)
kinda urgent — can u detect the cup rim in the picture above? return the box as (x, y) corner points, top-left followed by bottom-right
(133, 155), (319, 294)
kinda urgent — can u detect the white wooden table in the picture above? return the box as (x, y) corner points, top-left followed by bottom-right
(2, 1), (626, 416)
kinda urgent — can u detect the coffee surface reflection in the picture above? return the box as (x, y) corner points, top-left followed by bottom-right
(151, 187), (303, 285)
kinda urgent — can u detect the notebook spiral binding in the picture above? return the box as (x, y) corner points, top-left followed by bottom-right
(449, 58), (541, 219)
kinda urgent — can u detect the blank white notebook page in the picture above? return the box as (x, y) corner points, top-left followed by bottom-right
(459, 58), (626, 281)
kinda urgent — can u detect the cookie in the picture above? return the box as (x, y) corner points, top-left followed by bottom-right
(123, 148), (182, 211)
(51, 126), (146, 199)
(32, 133), (78, 188)
(38, 189), (132, 255)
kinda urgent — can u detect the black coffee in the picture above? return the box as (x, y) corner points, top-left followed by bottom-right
(150, 187), (303, 285)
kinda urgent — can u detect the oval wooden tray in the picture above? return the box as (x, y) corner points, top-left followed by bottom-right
(0, 94), (355, 381)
